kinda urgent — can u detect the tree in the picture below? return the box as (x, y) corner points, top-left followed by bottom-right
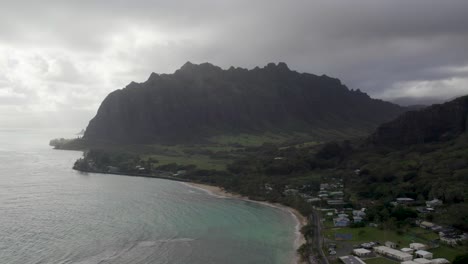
(453, 253), (468, 264)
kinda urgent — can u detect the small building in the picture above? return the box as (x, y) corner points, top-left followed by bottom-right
(431, 258), (450, 264)
(328, 199), (345, 205)
(360, 242), (376, 249)
(353, 210), (366, 217)
(440, 235), (463, 246)
(353, 216), (363, 223)
(415, 250), (433, 260)
(353, 248), (371, 257)
(385, 241), (398, 248)
(307, 197), (321, 203)
(396, 197), (415, 204)
(339, 255), (366, 264)
(373, 246), (413, 261)
(401, 261), (419, 264)
(426, 199), (443, 208)
(333, 217), (350, 227)
(409, 243), (427, 250)
(400, 248), (414, 254)
(414, 258), (432, 264)
(420, 221), (435, 229)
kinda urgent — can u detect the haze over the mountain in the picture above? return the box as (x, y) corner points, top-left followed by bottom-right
(83, 62), (404, 144)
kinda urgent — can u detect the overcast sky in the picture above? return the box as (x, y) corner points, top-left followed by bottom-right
(1, 0), (468, 129)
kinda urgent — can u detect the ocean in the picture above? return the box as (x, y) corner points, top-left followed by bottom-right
(0, 129), (297, 264)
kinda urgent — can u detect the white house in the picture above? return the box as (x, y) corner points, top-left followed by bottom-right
(414, 258), (432, 264)
(420, 221), (435, 229)
(409, 243), (427, 250)
(373, 246), (413, 261)
(426, 199), (443, 207)
(431, 258), (450, 264)
(353, 248), (371, 257)
(415, 250), (432, 260)
(400, 248), (414, 254)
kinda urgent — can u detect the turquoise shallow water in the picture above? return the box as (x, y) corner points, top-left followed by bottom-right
(0, 129), (296, 264)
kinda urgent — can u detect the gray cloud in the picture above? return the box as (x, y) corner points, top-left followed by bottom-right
(1, 0), (468, 128)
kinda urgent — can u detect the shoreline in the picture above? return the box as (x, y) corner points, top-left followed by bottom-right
(183, 182), (307, 264)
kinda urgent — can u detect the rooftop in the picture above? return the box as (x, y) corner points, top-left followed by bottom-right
(414, 258), (432, 264)
(373, 246), (413, 259)
(353, 248), (371, 254)
(338, 255), (366, 264)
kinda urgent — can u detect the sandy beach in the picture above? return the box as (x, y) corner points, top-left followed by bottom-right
(184, 182), (308, 264)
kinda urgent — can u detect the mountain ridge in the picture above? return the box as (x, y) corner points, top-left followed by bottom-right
(83, 62), (405, 144)
(369, 95), (468, 146)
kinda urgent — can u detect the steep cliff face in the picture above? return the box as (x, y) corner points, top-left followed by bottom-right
(84, 62), (404, 144)
(369, 95), (468, 146)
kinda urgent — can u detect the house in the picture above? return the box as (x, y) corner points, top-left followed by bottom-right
(339, 256), (366, 264)
(330, 191), (344, 197)
(400, 248), (414, 254)
(440, 235), (464, 246)
(353, 248), (371, 257)
(413, 258), (432, 264)
(373, 246), (413, 261)
(353, 210), (366, 217)
(396, 197), (415, 204)
(385, 241), (398, 248)
(328, 199), (346, 205)
(420, 221), (435, 229)
(426, 199), (443, 208)
(431, 225), (443, 232)
(333, 217), (350, 227)
(431, 258), (450, 264)
(353, 216), (363, 223)
(307, 198), (321, 203)
(409, 243), (427, 250)
(415, 250), (432, 260)
(360, 242), (377, 249)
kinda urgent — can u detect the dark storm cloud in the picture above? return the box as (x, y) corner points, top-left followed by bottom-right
(1, 0), (468, 127)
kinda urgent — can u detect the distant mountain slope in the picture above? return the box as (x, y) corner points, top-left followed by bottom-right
(369, 95), (468, 146)
(84, 62), (404, 144)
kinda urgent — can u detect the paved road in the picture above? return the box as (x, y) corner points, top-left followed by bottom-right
(308, 210), (329, 264)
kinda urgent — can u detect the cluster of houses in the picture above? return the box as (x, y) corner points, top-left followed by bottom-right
(332, 208), (366, 227)
(339, 242), (450, 264)
(417, 220), (467, 246)
(318, 180), (346, 206)
(282, 179), (345, 205)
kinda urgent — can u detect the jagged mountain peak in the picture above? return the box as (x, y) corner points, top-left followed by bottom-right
(83, 62), (405, 144)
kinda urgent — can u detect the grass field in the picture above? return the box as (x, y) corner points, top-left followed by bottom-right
(323, 227), (427, 245)
(431, 245), (467, 262)
(364, 257), (398, 264)
(145, 154), (228, 170)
